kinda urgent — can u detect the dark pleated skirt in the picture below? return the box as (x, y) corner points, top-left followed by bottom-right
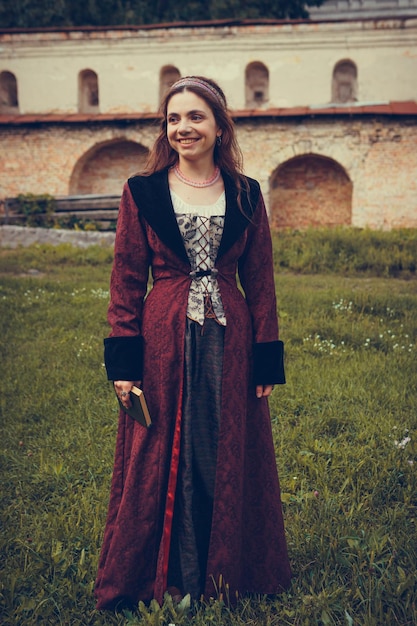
(168, 316), (225, 599)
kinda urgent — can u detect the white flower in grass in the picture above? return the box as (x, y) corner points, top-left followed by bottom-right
(91, 288), (110, 299)
(393, 436), (411, 449)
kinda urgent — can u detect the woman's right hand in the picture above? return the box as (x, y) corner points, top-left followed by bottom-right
(114, 380), (142, 409)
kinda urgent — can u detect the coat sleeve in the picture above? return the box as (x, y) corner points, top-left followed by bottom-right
(238, 190), (285, 385)
(103, 182), (151, 381)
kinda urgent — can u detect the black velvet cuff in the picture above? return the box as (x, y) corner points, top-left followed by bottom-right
(104, 335), (144, 381)
(253, 340), (286, 385)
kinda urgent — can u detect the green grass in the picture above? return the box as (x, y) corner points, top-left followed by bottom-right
(0, 234), (416, 625)
(272, 227), (417, 277)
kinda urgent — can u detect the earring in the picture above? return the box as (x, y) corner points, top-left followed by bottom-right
(216, 135), (222, 146)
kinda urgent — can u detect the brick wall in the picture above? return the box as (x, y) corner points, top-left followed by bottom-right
(236, 116), (417, 230)
(70, 139), (149, 194)
(0, 116), (416, 230)
(0, 123), (156, 199)
(269, 154), (352, 229)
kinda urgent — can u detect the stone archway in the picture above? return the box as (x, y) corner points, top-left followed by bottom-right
(69, 139), (149, 195)
(269, 154), (352, 230)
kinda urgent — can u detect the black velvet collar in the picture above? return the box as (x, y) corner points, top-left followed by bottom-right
(127, 169), (260, 264)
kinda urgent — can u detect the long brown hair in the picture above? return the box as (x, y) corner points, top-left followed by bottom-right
(142, 76), (249, 202)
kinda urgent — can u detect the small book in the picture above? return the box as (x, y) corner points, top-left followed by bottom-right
(117, 385), (152, 429)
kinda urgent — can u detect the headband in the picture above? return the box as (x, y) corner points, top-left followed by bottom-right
(170, 77), (226, 107)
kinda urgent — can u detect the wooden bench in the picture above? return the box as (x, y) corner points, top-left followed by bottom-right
(1, 194), (121, 230)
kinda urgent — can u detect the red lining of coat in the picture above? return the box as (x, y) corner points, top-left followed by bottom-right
(154, 381), (183, 602)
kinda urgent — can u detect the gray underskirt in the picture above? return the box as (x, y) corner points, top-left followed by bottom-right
(168, 316), (225, 599)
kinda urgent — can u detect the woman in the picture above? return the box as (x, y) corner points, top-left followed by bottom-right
(95, 76), (291, 611)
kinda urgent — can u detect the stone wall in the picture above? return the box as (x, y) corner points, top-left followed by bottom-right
(0, 122), (156, 199)
(1, 115), (416, 230)
(238, 116), (417, 229)
(1, 19), (416, 230)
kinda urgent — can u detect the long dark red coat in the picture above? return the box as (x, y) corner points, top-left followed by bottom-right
(95, 170), (291, 610)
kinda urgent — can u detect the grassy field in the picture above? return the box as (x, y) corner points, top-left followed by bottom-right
(0, 230), (416, 625)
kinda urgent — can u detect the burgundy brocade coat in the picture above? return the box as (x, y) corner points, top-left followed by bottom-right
(94, 170), (291, 610)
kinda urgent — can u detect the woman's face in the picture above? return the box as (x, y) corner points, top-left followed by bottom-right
(166, 90), (221, 164)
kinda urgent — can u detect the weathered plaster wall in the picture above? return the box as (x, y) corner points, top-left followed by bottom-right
(1, 19), (416, 113)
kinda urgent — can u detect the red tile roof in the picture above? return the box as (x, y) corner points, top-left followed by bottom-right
(232, 101), (417, 118)
(0, 111), (160, 125)
(0, 102), (416, 125)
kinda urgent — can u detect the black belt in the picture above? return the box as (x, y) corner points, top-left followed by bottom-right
(189, 268), (219, 278)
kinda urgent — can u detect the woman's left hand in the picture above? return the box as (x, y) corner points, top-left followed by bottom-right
(114, 380), (142, 409)
(256, 384), (274, 398)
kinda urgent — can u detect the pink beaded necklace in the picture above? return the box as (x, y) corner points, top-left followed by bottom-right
(173, 164), (221, 188)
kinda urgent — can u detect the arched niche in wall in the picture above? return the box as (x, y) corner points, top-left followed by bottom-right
(332, 60), (358, 104)
(245, 62), (269, 108)
(159, 65), (181, 104)
(78, 69), (99, 113)
(69, 139), (149, 195)
(0, 71), (19, 113)
(269, 154), (352, 230)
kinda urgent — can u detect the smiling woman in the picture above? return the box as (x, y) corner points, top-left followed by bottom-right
(166, 91), (224, 205)
(167, 93), (221, 166)
(94, 76), (291, 612)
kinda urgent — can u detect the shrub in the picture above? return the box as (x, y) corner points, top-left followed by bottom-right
(14, 193), (56, 227)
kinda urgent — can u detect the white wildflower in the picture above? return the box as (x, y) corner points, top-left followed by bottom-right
(393, 436), (411, 449)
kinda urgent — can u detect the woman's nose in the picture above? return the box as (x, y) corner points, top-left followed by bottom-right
(178, 118), (191, 133)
